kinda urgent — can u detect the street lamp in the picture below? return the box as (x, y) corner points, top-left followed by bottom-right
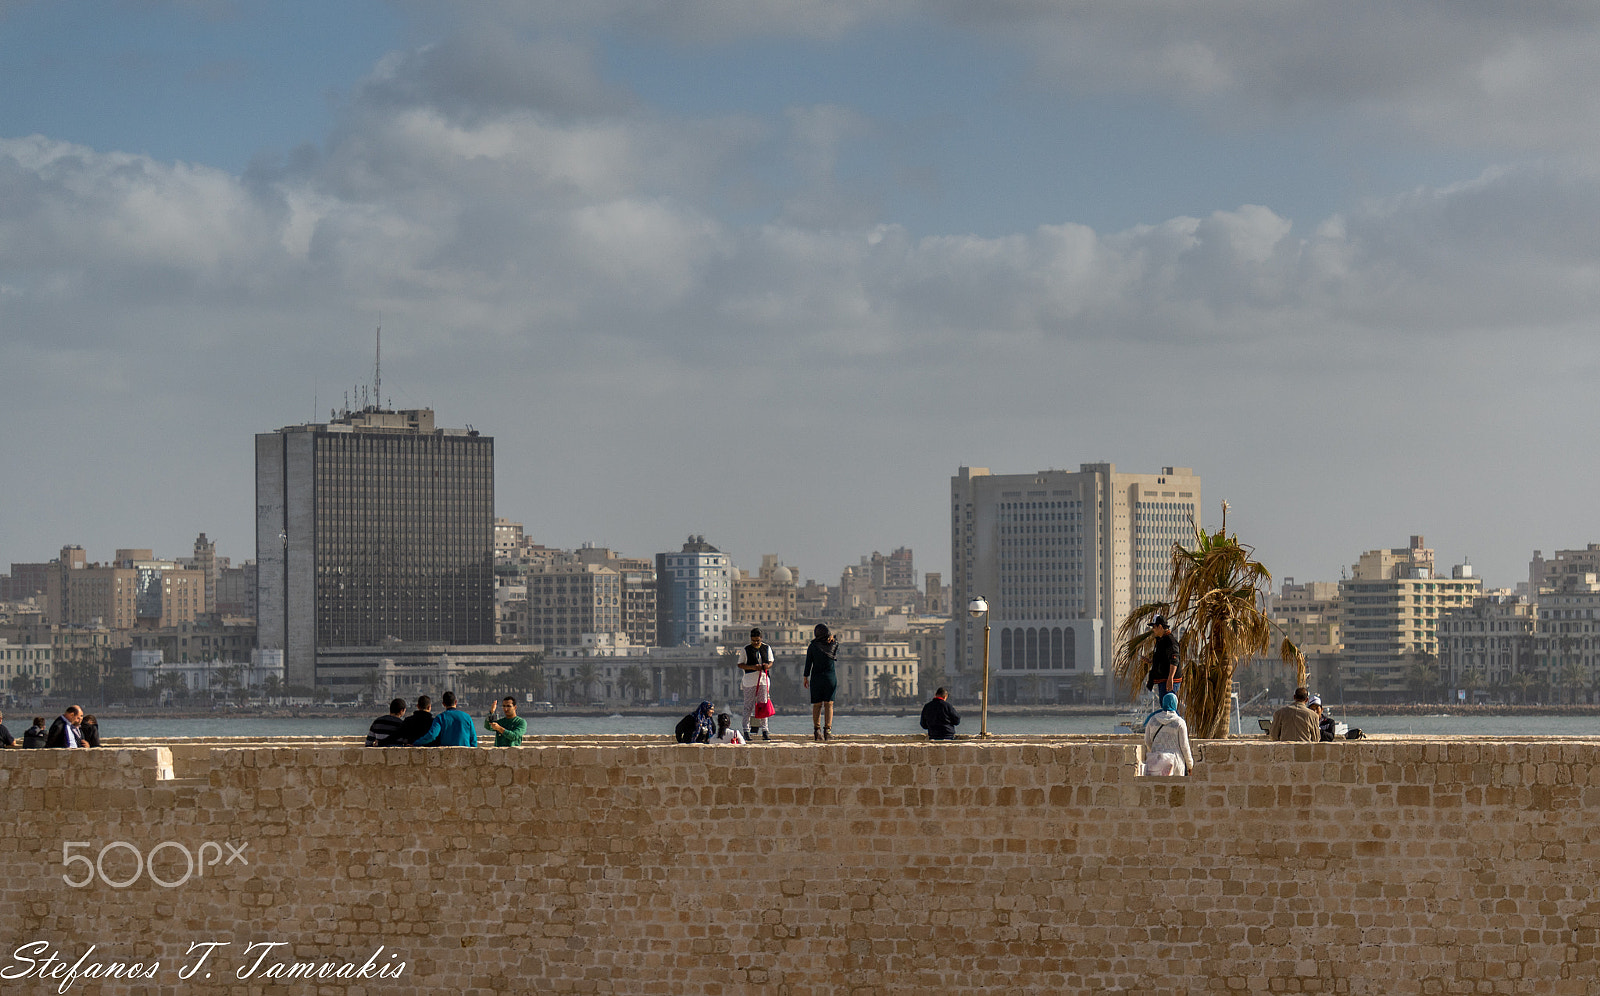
(968, 596), (991, 737)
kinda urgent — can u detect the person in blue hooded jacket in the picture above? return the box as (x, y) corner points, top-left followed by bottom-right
(411, 691), (478, 747)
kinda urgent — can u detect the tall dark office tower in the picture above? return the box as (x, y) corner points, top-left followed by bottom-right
(256, 408), (494, 689)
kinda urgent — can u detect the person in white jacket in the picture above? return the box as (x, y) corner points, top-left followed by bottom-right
(1143, 692), (1195, 776)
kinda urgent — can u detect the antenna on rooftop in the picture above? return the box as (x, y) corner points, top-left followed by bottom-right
(374, 315), (382, 411)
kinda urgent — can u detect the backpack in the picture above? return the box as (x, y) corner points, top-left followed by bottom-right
(674, 712), (698, 744)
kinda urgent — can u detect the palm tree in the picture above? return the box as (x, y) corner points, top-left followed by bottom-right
(871, 669), (900, 704)
(1403, 655), (1439, 703)
(1461, 667), (1485, 704)
(1558, 660), (1587, 705)
(619, 665), (649, 704)
(462, 669), (494, 699)
(1352, 669), (1383, 704)
(260, 674), (284, 702)
(10, 674), (36, 702)
(573, 662), (601, 703)
(1113, 502), (1303, 738)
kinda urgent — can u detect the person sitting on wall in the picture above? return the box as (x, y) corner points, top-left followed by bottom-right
(22, 717), (47, 748)
(0, 709), (14, 748)
(1268, 687), (1319, 742)
(410, 690), (478, 747)
(1142, 692), (1195, 776)
(675, 701), (717, 744)
(710, 712), (745, 745)
(919, 687), (961, 740)
(45, 705), (85, 748)
(1308, 695), (1336, 742)
(397, 695), (434, 745)
(366, 698), (409, 747)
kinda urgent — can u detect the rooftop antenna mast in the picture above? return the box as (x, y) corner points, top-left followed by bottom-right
(374, 315), (382, 411)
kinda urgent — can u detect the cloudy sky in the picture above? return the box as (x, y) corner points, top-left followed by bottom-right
(4, 1), (1599, 592)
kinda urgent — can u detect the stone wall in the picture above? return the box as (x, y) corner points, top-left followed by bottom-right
(2, 736), (1599, 994)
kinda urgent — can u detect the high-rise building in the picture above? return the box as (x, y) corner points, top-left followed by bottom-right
(655, 536), (732, 647)
(950, 464), (1201, 701)
(180, 533), (223, 615)
(1339, 536), (1480, 696)
(255, 407), (495, 689)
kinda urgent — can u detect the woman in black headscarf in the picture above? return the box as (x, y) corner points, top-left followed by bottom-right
(803, 624), (839, 741)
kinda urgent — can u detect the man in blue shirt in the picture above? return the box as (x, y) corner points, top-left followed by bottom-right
(411, 691), (478, 747)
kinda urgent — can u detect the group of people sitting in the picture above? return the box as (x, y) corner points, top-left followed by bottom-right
(672, 686), (965, 744)
(0, 706), (100, 748)
(1269, 686), (1360, 741)
(364, 692), (527, 747)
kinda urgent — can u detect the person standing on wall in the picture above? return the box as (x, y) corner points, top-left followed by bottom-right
(1145, 615), (1181, 700)
(804, 623), (839, 741)
(740, 628), (776, 742)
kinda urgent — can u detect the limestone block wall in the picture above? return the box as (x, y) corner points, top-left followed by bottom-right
(1, 737), (1598, 994)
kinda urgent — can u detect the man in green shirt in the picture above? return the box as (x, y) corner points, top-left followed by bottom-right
(486, 696), (527, 747)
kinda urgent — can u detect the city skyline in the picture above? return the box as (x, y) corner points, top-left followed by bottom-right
(7, 5), (1600, 592)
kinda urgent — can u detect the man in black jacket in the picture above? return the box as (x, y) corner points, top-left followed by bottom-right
(46, 705), (85, 748)
(396, 695), (435, 745)
(0, 709), (13, 747)
(1145, 616), (1180, 697)
(920, 688), (961, 740)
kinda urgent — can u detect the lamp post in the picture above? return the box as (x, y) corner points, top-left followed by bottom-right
(968, 596), (991, 737)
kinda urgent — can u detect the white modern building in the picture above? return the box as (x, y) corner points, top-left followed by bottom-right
(950, 464), (1202, 701)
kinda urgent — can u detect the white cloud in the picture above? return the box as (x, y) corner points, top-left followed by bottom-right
(8, 15), (1600, 587)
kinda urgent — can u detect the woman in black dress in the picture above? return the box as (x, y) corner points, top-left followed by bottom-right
(803, 623), (839, 741)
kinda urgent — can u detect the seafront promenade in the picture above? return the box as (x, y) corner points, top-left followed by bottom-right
(2, 735), (1596, 994)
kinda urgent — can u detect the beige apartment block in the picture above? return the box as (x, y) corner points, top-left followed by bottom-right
(519, 563), (622, 648)
(45, 545), (205, 631)
(951, 463), (1201, 701)
(1339, 535), (1481, 697)
(575, 546), (658, 647)
(732, 554), (797, 628)
(1271, 578), (1342, 693)
(0, 637), (54, 694)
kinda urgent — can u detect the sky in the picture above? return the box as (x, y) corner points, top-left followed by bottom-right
(4, 1), (1600, 592)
